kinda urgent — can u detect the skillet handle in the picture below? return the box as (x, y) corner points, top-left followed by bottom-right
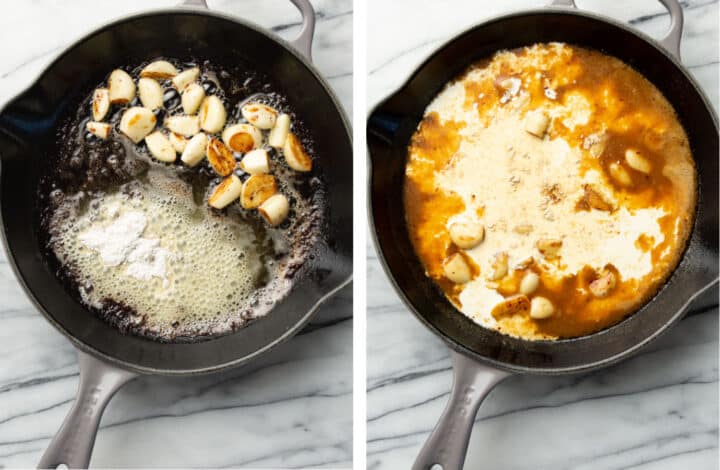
(37, 350), (137, 469)
(412, 350), (510, 470)
(178, 0), (316, 62)
(548, 0), (684, 60)
(656, 0), (684, 60)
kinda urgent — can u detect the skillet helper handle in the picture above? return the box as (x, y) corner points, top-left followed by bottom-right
(412, 351), (510, 470)
(178, 0), (316, 62)
(37, 350), (137, 469)
(548, 0), (684, 60)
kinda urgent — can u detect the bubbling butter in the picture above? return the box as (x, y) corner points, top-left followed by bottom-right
(49, 169), (274, 336)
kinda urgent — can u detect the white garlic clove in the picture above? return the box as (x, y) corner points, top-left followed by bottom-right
(199, 95), (227, 133)
(487, 251), (509, 281)
(519, 272), (540, 295)
(268, 113), (291, 148)
(86, 121), (111, 140)
(169, 132), (187, 153)
(92, 88), (110, 121)
(182, 82), (205, 115)
(222, 123), (262, 153)
(530, 296), (555, 319)
(164, 115), (200, 137)
(108, 69), (136, 105)
(137, 78), (164, 110)
(448, 219), (485, 249)
(259, 194), (290, 226)
(119, 107), (156, 143)
(442, 253), (472, 284)
(206, 137), (236, 176)
(240, 149), (270, 174)
(491, 295), (530, 318)
(140, 60), (178, 79)
(144, 131), (176, 163)
(180, 132), (207, 167)
(283, 133), (312, 172)
(241, 103), (278, 129)
(208, 175), (243, 209)
(625, 149), (651, 174)
(525, 110), (550, 138)
(609, 162), (633, 186)
(240, 174), (277, 209)
(171, 67), (200, 90)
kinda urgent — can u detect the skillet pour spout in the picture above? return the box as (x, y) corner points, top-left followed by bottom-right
(368, 0), (717, 469)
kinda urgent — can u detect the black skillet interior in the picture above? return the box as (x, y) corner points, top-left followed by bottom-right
(0, 10), (352, 374)
(368, 10), (718, 374)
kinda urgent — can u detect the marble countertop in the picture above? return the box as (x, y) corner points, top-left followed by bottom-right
(0, 0), (352, 468)
(367, 1), (718, 469)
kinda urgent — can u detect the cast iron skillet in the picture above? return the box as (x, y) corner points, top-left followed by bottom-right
(367, 0), (718, 468)
(0, 0), (352, 467)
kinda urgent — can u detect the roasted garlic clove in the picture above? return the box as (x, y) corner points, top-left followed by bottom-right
(283, 133), (312, 172)
(536, 238), (562, 259)
(108, 69), (136, 104)
(240, 149), (270, 174)
(86, 121), (111, 140)
(140, 60), (178, 79)
(169, 132), (187, 153)
(138, 78), (164, 110)
(92, 88), (110, 121)
(525, 110), (550, 138)
(589, 269), (617, 298)
(119, 107), (156, 143)
(258, 193), (290, 226)
(268, 113), (291, 148)
(487, 251), (509, 281)
(182, 82), (205, 115)
(530, 296), (555, 319)
(519, 272), (540, 295)
(240, 174), (277, 209)
(180, 132), (207, 167)
(608, 162), (632, 186)
(625, 149), (651, 174)
(144, 131), (176, 163)
(199, 95), (227, 133)
(208, 175), (243, 209)
(448, 219), (485, 249)
(206, 137), (236, 176)
(222, 123), (262, 153)
(491, 295), (530, 318)
(171, 67), (200, 91)
(241, 103), (278, 129)
(579, 185), (613, 212)
(442, 253), (472, 284)
(164, 115), (200, 137)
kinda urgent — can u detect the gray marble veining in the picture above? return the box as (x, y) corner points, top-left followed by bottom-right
(366, 1), (718, 468)
(0, 0), (352, 468)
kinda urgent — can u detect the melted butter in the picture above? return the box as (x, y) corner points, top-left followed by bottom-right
(404, 43), (696, 340)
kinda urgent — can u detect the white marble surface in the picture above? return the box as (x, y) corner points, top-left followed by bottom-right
(367, 1), (719, 469)
(0, 1), (352, 468)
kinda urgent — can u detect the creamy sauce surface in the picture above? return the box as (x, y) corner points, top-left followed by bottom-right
(404, 43), (696, 339)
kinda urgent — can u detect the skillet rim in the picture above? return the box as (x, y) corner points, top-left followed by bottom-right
(0, 7), (353, 375)
(367, 6), (719, 375)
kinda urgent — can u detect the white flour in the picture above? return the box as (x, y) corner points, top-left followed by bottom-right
(78, 210), (170, 282)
